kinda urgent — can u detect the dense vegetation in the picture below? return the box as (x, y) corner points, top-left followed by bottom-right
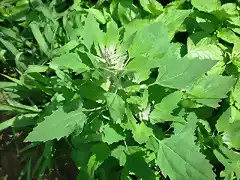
(1, 0), (240, 179)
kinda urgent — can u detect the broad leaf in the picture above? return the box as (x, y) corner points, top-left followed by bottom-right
(139, 0), (163, 15)
(104, 92), (125, 123)
(118, 0), (139, 25)
(104, 20), (119, 48)
(216, 108), (231, 132)
(126, 89), (148, 110)
(82, 13), (103, 50)
(132, 122), (152, 144)
(156, 56), (217, 89)
(128, 21), (171, 57)
(102, 124), (125, 144)
(217, 28), (240, 44)
(50, 53), (89, 73)
(187, 43), (224, 76)
(188, 75), (235, 107)
(86, 8), (106, 24)
(189, 75), (236, 99)
(25, 106), (87, 142)
(174, 113), (198, 135)
(223, 121), (240, 149)
(187, 38), (223, 61)
(126, 108), (152, 144)
(156, 132), (215, 180)
(87, 143), (110, 177)
(127, 44), (181, 82)
(191, 0), (221, 12)
(156, 7), (191, 38)
(123, 19), (151, 43)
(111, 145), (127, 166)
(122, 152), (155, 180)
(54, 40), (79, 56)
(214, 149), (240, 179)
(150, 91), (183, 124)
(214, 146), (240, 179)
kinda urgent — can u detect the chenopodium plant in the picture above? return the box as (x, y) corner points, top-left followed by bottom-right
(1, 11), (237, 179)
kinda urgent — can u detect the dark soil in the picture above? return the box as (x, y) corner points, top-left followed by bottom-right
(0, 113), (78, 180)
(0, 113), (23, 180)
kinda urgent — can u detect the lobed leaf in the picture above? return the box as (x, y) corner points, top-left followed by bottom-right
(104, 92), (125, 124)
(25, 106), (87, 142)
(156, 132), (215, 180)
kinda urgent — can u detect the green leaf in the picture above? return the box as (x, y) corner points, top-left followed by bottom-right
(12, 113), (38, 128)
(127, 89), (148, 110)
(77, 81), (105, 101)
(50, 53), (89, 73)
(174, 113), (198, 135)
(30, 22), (49, 56)
(122, 152), (155, 180)
(82, 13), (103, 50)
(207, 61), (225, 76)
(71, 143), (92, 168)
(35, 4), (54, 21)
(187, 33), (223, 61)
(139, 0), (163, 15)
(128, 21), (170, 57)
(0, 81), (17, 89)
(104, 20), (119, 48)
(228, 16), (240, 27)
(231, 79), (240, 108)
(0, 37), (19, 56)
(127, 43), (181, 82)
(156, 7), (191, 39)
(0, 26), (22, 42)
(189, 75), (236, 99)
(188, 43), (223, 60)
(187, 31), (218, 46)
(214, 146), (240, 179)
(111, 145), (127, 166)
(7, 98), (41, 113)
(87, 8), (106, 24)
(132, 122), (152, 144)
(216, 108), (231, 132)
(87, 143), (110, 177)
(150, 91), (183, 124)
(214, 149), (239, 179)
(118, 0), (139, 25)
(125, 107), (138, 130)
(223, 121), (240, 149)
(191, 0), (221, 13)
(27, 65), (48, 73)
(0, 73), (22, 86)
(104, 92), (125, 123)
(44, 24), (54, 44)
(25, 105), (87, 142)
(0, 104), (28, 113)
(188, 75), (235, 107)
(195, 12), (219, 33)
(221, 3), (238, 17)
(53, 40), (79, 56)
(123, 19), (150, 43)
(217, 28), (240, 44)
(102, 124), (125, 144)
(156, 56), (217, 89)
(0, 116), (15, 131)
(156, 132), (215, 180)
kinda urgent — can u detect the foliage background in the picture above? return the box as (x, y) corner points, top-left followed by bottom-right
(1, 0), (240, 179)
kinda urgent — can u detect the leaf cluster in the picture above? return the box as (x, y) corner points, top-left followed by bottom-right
(1, 0), (240, 179)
